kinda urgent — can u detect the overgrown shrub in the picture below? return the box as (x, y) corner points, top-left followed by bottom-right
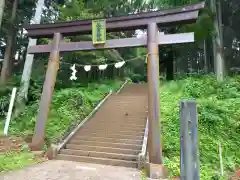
(161, 75), (240, 179)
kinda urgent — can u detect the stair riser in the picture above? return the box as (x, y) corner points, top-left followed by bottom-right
(85, 119), (146, 124)
(102, 99), (147, 104)
(60, 149), (137, 161)
(81, 126), (145, 132)
(84, 122), (146, 129)
(76, 132), (144, 138)
(86, 115), (147, 119)
(69, 140), (141, 150)
(119, 92), (148, 95)
(78, 129), (145, 135)
(57, 155), (138, 168)
(90, 104), (147, 111)
(73, 135), (143, 141)
(99, 106), (146, 111)
(92, 112), (147, 117)
(88, 120), (147, 125)
(86, 115), (147, 121)
(71, 136), (143, 144)
(101, 102), (147, 105)
(100, 100), (147, 104)
(66, 144), (140, 155)
(74, 133), (143, 139)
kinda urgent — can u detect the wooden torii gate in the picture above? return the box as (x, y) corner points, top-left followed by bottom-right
(24, 2), (204, 166)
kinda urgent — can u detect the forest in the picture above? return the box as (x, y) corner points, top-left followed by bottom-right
(0, 0), (240, 179)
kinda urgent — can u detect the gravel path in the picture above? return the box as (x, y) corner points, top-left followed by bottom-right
(1, 160), (142, 180)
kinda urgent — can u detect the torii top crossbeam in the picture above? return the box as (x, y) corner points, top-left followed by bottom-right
(24, 2), (205, 38)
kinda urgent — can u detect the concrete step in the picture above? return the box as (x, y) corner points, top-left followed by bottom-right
(102, 108), (145, 112)
(69, 139), (142, 150)
(104, 96), (147, 102)
(93, 133), (142, 139)
(71, 136), (143, 144)
(84, 119), (146, 125)
(85, 122), (146, 128)
(81, 119), (147, 126)
(76, 131), (145, 137)
(57, 154), (138, 168)
(60, 149), (138, 161)
(73, 133), (144, 141)
(86, 115), (147, 119)
(90, 124), (146, 129)
(99, 104), (146, 109)
(87, 121), (146, 125)
(94, 110), (147, 114)
(102, 102), (146, 106)
(66, 144), (140, 155)
(81, 126), (145, 132)
(88, 114), (147, 119)
(77, 129), (145, 136)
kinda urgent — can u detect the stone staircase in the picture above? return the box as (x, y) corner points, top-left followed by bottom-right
(57, 84), (148, 168)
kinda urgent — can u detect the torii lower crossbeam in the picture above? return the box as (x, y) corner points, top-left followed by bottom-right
(27, 33), (194, 54)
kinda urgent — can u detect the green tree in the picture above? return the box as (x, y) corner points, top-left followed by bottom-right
(0, 0), (5, 28)
(0, 0), (19, 84)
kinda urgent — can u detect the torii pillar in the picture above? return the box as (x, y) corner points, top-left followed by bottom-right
(146, 22), (167, 178)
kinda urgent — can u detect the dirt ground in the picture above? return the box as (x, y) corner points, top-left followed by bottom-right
(0, 136), (23, 153)
(0, 160), (142, 180)
(230, 168), (240, 180)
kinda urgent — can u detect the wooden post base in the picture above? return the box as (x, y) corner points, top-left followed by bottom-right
(46, 144), (58, 160)
(145, 163), (168, 179)
(29, 142), (44, 151)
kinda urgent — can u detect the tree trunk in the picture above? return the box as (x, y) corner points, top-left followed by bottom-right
(12, 0), (45, 120)
(0, 0), (5, 27)
(218, 0), (226, 75)
(211, 0), (225, 81)
(165, 28), (175, 80)
(9, 36), (18, 74)
(18, 0), (45, 100)
(0, 0), (18, 84)
(203, 39), (208, 73)
(166, 49), (174, 80)
(206, 37), (214, 73)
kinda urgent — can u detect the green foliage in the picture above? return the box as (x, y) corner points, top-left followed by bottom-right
(0, 141), (37, 172)
(140, 169), (147, 180)
(179, 10), (214, 42)
(0, 75), (21, 117)
(155, 0), (200, 8)
(130, 74), (145, 83)
(58, 0), (98, 20)
(0, 151), (37, 172)
(161, 76), (240, 179)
